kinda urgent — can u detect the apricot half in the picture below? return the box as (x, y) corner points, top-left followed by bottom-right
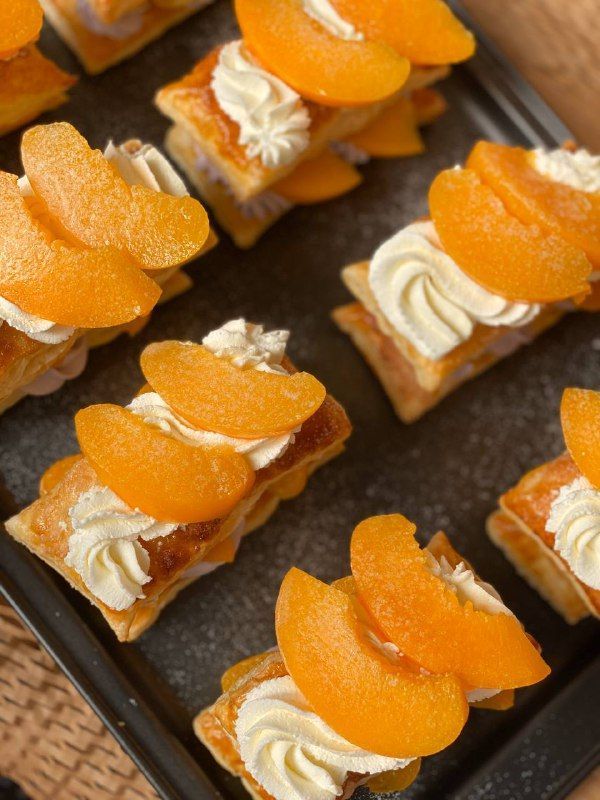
(39, 455), (82, 495)
(411, 87), (448, 126)
(345, 97), (424, 158)
(75, 404), (254, 523)
(467, 141), (600, 268)
(273, 150), (362, 204)
(0, 172), (160, 328)
(140, 341), (326, 439)
(275, 567), (468, 758)
(332, 0), (475, 65)
(350, 515), (550, 690)
(21, 123), (210, 271)
(235, 0), (410, 107)
(429, 168), (592, 302)
(0, 0), (43, 60)
(561, 388), (600, 489)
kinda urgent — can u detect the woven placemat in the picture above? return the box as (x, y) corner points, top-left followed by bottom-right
(0, 602), (158, 800)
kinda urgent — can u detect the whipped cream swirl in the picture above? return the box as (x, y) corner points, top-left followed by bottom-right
(0, 296), (74, 344)
(427, 553), (513, 617)
(66, 486), (178, 610)
(532, 148), (600, 194)
(546, 476), (600, 590)
(211, 42), (310, 169)
(236, 676), (413, 800)
(104, 141), (188, 196)
(369, 221), (540, 360)
(303, 0), (364, 41)
(203, 317), (289, 372)
(128, 391), (294, 471)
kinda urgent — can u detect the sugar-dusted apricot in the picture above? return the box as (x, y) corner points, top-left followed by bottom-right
(467, 141), (600, 268)
(276, 567), (468, 758)
(204, 534), (237, 563)
(561, 388), (600, 489)
(411, 87), (448, 126)
(429, 168), (592, 302)
(366, 759), (421, 793)
(75, 404), (254, 523)
(345, 97), (424, 158)
(140, 341), (326, 439)
(579, 282), (600, 311)
(351, 515), (550, 690)
(0, 0), (43, 60)
(471, 690), (515, 711)
(235, 0), (410, 107)
(332, 0), (475, 65)
(21, 123), (210, 271)
(221, 652), (270, 692)
(273, 150), (362, 203)
(0, 172), (160, 328)
(39, 455), (82, 495)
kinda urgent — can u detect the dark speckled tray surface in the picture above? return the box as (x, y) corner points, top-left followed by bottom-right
(0, 3), (599, 799)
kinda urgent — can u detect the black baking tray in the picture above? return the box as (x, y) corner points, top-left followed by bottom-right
(0, 3), (598, 799)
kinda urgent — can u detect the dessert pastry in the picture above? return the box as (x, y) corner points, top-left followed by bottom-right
(39, 0), (215, 74)
(5, 320), (352, 641)
(333, 141), (598, 422)
(155, 0), (473, 248)
(196, 513), (549, 800)
(0, 121), (213, 415)
(488, 387), (600, 624)
(0, 0), (75, 136)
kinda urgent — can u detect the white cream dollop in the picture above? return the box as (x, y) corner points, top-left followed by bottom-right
(127, 391), (294, 471)
(546, 476), (600, 590)
(302, 0), (364, 41)
(65, 486), (178, 611)
(427, 553), (513, 617)
(236, 676), (413, 800)
(0, 296), (74, 344)
(25, 338), (89, 397)
(75, 0), (145, 40)
(368, 221), (540, 360)
(104, 141), (188, 196)
(202, 318), (289, 372)
(532, 148), (600, 194)
(211, 42), (310, 169)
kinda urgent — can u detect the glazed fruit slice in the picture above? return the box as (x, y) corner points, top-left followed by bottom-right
(411, 88), (448, 126)
(140, 341), (326, 439)
(350, 515), (550, 690)
(75, 404), (254, 523)
(429, 168), (592, 302)
(274, 150), (362, 203)
(467, 141), (600, 268)
(366, 759), (421, 793)
(235, 0), (410, 107)
(221, 652), (270, 692)
(21, 123), (210, 271)
(332, 0), (475, 65)
(0, 172), (160, 328)
(561, 388), (600, 488)
(345, 97), (424, 158)
(204, 535), (238, 563)
(275, 567), (468, 758)
(0, 0), (43, 60)
(39, 454), (82, 495)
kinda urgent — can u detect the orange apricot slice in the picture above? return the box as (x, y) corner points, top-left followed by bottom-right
(345, 97), (424, 158)
(273, 150), (362, 203)
(579, 281), (600, 312)
(0, 0), (43, 60)
(221, 652), (270, 692)
(561, 388), (600, 489)
(204, 534), (238, 563)
(471, 689), (515, 711)
(75, 404), (254, 523)
(411, 87), (448, 126)
(275, 567), (468, 758)
(235, 0), (410, 107)
(429, 167), (592, 302)
(0, 172), (160, 328)
(39, 455), (82, 495)
(332, 0), (475, 65)
(366, 759), (421, 793)
(350, 515), (550, 690)
(467, 141), (600, 268)
(140, 341), (326, 439)
(21, 123), (210, 271)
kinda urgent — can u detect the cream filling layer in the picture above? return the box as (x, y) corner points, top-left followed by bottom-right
(211, 41), (311, 169)
(236, 675), (413, 800)
(368, 221), (540, 361)
(302, 0), (364, 41)
(532, 148), (600, 193)
(546, 476), (600, 590)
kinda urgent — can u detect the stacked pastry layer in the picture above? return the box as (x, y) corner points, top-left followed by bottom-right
(155, 0), (475, 247)
(334, 141), (599, 422)
(196, 514), (549, 800)
(5, 319), (352, 641)
(0, 121), (213, 414)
